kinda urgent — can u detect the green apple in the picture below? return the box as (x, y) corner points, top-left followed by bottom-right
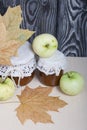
(32, 33), (58, 58)
(0, 77), (15, 101)
(59, 71), (84, 96)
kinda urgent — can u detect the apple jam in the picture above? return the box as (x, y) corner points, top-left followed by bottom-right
(9, 71), (35, 86)
(37, 70), (63, 86)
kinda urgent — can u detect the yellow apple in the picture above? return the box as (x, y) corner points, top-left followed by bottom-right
(0, 77), (15, 101)
(32, 33), (58, 58)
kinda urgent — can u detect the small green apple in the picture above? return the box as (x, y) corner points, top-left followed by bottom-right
(0, 77), (15, 101)
(32, 33), (58, 58)
(59, 71), (84, 96)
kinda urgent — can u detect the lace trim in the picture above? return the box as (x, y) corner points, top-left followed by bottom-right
(0, 58), (36, 87)
(37, 51), (67, 76)
(37, 64), (64, 76)
(1, 67), (24, 87)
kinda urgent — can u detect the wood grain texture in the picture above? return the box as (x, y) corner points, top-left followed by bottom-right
(0, 1), (7, 15)
(1, 0), (87, 56)
(2, 0), (20, 7)
(20, 0), (57, 42)
(57, 0), (87, 56)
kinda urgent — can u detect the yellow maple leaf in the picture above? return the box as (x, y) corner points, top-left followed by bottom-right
(16, 86), (67, 124)
(0, 6), (34, 65)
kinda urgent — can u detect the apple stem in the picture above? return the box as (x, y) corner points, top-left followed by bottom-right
(67, 73), (72, 78)
(45, 44), (49, 48)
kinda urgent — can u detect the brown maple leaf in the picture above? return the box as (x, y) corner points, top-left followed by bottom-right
(16, 86), (67, 124)
(0, 6), (34, 65)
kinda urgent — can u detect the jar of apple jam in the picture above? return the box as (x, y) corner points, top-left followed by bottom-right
(37, 50), (67, 86)
(0, 42), (36, 87)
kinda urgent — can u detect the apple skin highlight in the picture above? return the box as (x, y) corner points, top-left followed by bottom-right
(59, 71), (84, 96)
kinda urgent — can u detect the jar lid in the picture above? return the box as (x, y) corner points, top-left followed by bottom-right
(10, 41), (35, 65)
(37, 50), (67, 76)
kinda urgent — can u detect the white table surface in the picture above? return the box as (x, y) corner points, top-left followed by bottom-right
(0, 57), (87, 130)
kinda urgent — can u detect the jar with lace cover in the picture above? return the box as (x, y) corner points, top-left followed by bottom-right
(0, 42), (36, 87)
(36, 50), (67, 86)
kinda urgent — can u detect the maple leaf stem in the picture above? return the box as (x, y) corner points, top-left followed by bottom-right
(21, 99), (31, 104)
(0, 101), (20, 104)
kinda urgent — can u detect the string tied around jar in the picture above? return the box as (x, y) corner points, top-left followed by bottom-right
(1, 66), (24, 87)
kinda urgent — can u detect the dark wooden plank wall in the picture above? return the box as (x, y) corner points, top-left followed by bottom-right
(1, 0), (87, 57)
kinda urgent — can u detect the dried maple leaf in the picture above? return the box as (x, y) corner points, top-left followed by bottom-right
(0, 6), (34, 65)
(16, 86), (67, 124)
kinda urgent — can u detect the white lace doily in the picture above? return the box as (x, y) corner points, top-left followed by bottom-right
(37, 50), (67, 76)
(0, 59), (36, 78)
